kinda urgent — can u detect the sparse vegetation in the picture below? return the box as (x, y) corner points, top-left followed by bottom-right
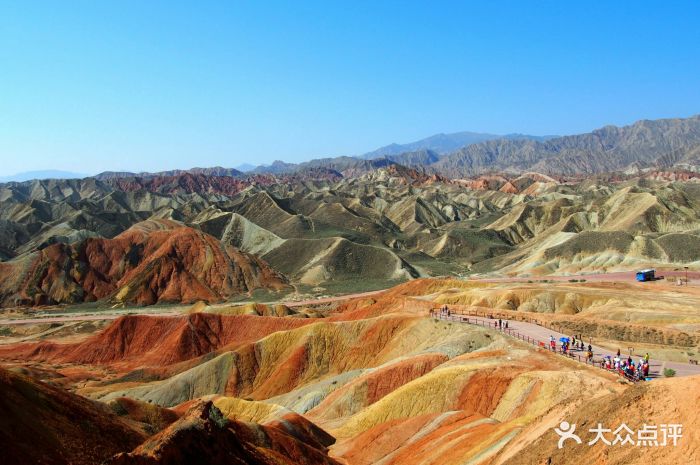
(2, 169), (700, 306)
(664, 368), (676, 377)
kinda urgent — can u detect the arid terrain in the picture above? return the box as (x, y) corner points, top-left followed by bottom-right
(1, 162), (700, 309)
(1, 277), (698, 464)
(4, 0), (700, 461)
(2, 116), (700, 464)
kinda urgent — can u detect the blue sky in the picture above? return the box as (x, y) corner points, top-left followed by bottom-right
(1, 1), (699, 175)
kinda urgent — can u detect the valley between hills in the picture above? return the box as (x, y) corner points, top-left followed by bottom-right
(2, 116), (700, 465)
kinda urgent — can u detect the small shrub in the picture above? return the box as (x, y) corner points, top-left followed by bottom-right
(663, 368), (676, 378)
(208, 405), (228, 429)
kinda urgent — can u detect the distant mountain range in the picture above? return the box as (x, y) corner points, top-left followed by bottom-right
(252, 115), (700, 177)
(0, 170), (88, 183)
(7, 116), (700, 183)
(234, 163), (257, 172)
(94, 166), (243, 180)
(359, 131), (555, 159)
(431, 115), (700, 177)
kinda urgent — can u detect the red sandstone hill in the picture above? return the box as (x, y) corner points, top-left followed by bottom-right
(106, 400), (341, 465)
(0, 367), (145, 465)
(0, 219), (289, 307)
(0, 313), (314, 367)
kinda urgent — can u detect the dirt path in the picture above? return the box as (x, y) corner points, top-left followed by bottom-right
(0, 289), (388, 325)
(1, 270), (696, 325)
(281, 289), (385, 307)
(476, 269), (700, 286)
(0, 312), (182, 326)
(438, 314), (700, 378)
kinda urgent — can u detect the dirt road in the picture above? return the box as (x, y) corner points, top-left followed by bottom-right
(0, 289), (387, 325)
(439, 314), (700, 378)
(1, 270), (696, 325)
(282, 289), (385, 307)
(477, 269), (700, 285)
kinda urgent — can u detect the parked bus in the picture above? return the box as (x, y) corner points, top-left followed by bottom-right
(636, 269), (656, 282)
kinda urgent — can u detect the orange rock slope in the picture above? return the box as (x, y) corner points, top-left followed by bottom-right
(0, 367), (145, 465)
(106, 400), (341, 465)
(0, 313), (314, 368)
(1, 278), (698, 465)
(0, 219), (289, 306)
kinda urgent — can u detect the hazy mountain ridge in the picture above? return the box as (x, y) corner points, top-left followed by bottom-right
(359, 131), (553, 159)
(95, 166), (245, 180)
(247, 116), (700, 177)
(10, 116), (700, 182)
(434, 115), (700, 176)
(0, 170), (88, 183)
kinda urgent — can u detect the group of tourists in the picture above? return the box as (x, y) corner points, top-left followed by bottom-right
(548, 335), (652, 381)
(430, 305), (451, 318)
(549, 335), (591, 359)
(603, 349), (651, 380)
(429, 305), (653, 382)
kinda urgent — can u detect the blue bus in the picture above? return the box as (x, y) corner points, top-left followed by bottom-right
(636, 269), (656, 282)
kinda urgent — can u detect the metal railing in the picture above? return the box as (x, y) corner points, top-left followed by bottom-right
(430, 310), (641, 383)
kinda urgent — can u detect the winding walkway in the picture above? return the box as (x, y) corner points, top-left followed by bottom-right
(435, 312), (700, 379)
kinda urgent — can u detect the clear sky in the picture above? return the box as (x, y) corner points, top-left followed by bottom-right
(1, 1), (699, 175)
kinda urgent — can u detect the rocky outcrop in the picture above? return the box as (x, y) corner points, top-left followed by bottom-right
(106, 400), (341, 465)
(0, 219), (288, 306)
